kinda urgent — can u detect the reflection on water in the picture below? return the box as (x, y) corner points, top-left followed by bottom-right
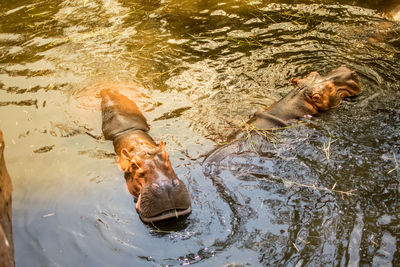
(0, 0), (399, 266)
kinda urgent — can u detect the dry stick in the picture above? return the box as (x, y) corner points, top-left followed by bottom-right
(323, 137), (331, 162)
(297, 237), (310, 245)
(150, 222), (180, 235)
(262, 175), (356, 197)
(291, 241), (299, 252)
(387, 150), (399, 174)
(150, 222), (170, 234)
(293, 179), (356, 197)
(369, 235), (379, 248)
(322, 136), (337, 163)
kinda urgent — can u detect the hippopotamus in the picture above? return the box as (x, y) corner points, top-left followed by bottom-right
(249, 66), (361, 129)
(101, 90), (191, 223)
(205, 66), (362, 163)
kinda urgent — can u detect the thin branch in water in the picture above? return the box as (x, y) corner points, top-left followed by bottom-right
(261, 175), (357, 197)
(150, 222), (192, 238)
(322, 137), (332, 162)
(331, 182), (337, 190)
(322, 131), (337, 163)
(297, 237), (310, 245)
(387, 150), (399, 174)
(369, 235), (379, 248)
(291, 241), (299, 252)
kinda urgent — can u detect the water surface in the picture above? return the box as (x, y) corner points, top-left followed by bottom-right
(0, 0), (399, 266)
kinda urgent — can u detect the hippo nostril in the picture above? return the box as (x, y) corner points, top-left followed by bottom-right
(172, 179), (179, 187)
(151, 183), (160, 189)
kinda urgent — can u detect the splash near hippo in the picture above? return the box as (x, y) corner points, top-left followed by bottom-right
(101, 90), (191, 223)
(101, 66), (361, 223)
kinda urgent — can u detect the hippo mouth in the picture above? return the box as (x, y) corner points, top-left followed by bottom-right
(137, 206), (192, 223)
(135, 193), (192, 223)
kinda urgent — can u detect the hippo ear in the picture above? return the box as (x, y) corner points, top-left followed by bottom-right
(163, 151), (171, 169)
(159, 141), (171, 169)
(159, 141), (169, 161)
(159, 140), (166, 150)
(119, 148), (132, 172)
(291, 78), (300, 85)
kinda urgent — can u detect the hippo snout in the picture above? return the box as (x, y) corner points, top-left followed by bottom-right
(136, 178), (192, 223)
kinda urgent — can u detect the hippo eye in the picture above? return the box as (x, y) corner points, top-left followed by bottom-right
(135, 168), (146, 177)
(311, 93), (321, 103)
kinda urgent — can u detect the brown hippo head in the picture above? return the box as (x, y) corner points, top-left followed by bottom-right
(101, 89), (191, 223)
(116, 134), (191, 223)
(291, 66), (362, 111)
(250, 66), (362, 129)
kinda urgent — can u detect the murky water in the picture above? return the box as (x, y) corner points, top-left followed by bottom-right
(1, 0), (399, 266)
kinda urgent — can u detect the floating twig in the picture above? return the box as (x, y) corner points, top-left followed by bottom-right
(261, 175), (357, 197)
(291, 241), (299, 252)
(323, 137), (332, 162)
(297, 237), (310, 245)
(387, 150), (399, 174)
(322, 130), (337, 163)
(369, 235), (379, 248)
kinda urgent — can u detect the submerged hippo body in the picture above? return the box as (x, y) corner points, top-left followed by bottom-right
(206, 66), (362, 163)
(101, 90), (191, 223)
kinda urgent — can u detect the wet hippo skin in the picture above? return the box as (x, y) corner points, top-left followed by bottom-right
(0, 130), (14, 267)
(206, 66), (362, 163)
(101, 90), (191, 223)
(249, 66), (362, 129)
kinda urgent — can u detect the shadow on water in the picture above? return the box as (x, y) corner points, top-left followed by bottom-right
(0, 0), (399, 266)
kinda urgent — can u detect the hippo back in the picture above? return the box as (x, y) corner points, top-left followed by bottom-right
(101, 90), (150, 140)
